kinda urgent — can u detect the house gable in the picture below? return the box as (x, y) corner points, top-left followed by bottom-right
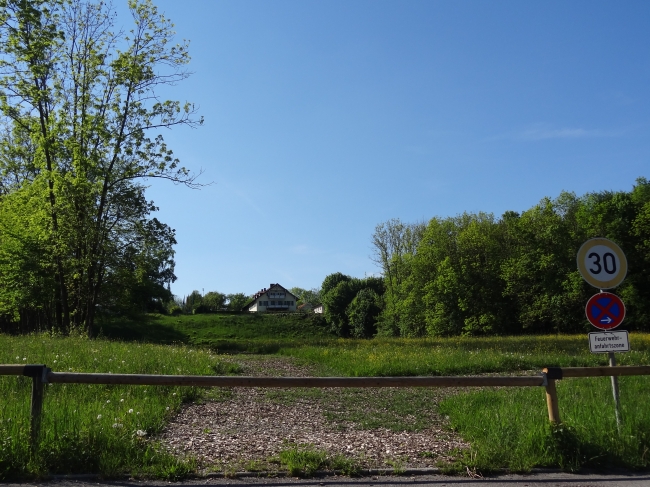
(242, 283), (298, 312)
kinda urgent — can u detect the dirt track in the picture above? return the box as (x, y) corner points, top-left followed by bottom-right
(158, 356), (466, 472)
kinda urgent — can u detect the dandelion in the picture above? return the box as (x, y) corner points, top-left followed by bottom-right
(53, 360), (57, 363)
(106, 400), (110, 404)
(97, 414), (102, 420)
(22, 357), (26, 361)
(15, 356), (19, 360)
(136, 429), (146, 437)
(136, 411), (140, 415)
(112, 423), (123, 428)
(172, 392), (177, 396)
(166, 407), (170, 411)
(120, 398), (124, 403)
(69, 368), (72, 371)
(128, 409), (133, 414)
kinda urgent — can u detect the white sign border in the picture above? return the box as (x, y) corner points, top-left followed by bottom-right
(588, 330), (630, 354)
(577, 237), (627, 289)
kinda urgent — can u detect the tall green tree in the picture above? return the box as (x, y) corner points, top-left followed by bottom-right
(226, 293), (249, 312)
(371, 218), (424, 332)
(0, 0), (202, 335)
(320, 273), (386, 337)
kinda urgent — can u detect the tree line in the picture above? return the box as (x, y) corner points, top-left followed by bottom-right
(173, 287), (322, 315)
(320, 178), (650, 337)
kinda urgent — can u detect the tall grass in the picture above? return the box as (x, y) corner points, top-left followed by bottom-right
(439, 376), (650, 471)
(3, 331), (650, 477)
(279, 335), (650, 376)
(0, 334), (228, 480)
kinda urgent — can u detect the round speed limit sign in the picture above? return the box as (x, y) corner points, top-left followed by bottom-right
(577, 238), (627, 289)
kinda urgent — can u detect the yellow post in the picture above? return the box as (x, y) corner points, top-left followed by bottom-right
(545, 379), (560, 423)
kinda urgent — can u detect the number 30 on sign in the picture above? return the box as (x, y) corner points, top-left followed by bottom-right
(577, 238), (627, 289)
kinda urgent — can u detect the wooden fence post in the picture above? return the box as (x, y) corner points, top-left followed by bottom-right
(545, 379), (560, 423)
(23, 365), (48, 452)
(543, 367), (562, 423)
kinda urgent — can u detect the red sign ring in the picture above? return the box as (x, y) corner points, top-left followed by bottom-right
(585, 292), (625, 330)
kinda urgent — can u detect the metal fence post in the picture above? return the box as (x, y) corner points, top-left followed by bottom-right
(608, 352), (622, 430)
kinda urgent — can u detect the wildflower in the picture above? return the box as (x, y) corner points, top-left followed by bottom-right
(53, 360), (57, 363)
(22, 357), (26, 361)
(97, 414), (102, 420)
(15, 356), (19, 360)
(112, 423), (123, 428)
(136, 429), (146, 437)
(128, 409), (133, 414)
(172, 392), (177, 396)
(106, 400), (110, 404)
(166, 407), (170, 411)
(136, 411), (140, 415)
(120, 398), (124, 403)
(68, 368), (72, 371)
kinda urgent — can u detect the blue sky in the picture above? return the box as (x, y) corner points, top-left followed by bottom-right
(132, 0), (649, 298)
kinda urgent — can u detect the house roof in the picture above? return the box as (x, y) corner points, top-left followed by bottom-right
(241, 283), (298, 311)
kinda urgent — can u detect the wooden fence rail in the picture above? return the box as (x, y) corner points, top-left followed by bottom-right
(2, 364), (650, 449)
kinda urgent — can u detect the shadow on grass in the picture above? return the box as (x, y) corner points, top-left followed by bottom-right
(97, 316), (189, 345)
(97, 316), (288, 354)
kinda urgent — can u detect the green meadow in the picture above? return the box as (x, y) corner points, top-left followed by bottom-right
(1, 315), (649, 479)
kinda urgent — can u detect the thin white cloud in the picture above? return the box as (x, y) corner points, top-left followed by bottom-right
(290, 244), (311, 255)
(289, 244), (329, 257)
(519, 126), (622, 141)
(221, 181), (264, 216)
(488, 124), (626, 142)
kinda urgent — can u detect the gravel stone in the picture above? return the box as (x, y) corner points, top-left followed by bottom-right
(159, 356), (468, 471)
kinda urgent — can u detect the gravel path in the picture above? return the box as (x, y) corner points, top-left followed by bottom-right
(159, 356), (468, 472)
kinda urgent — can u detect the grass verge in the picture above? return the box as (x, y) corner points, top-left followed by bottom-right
(439, 375), (650, 472)
(272, 443), (360, 477)
(0, 334), (233, 480)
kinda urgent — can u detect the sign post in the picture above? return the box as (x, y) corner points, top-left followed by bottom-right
(577, 237), (628, 429)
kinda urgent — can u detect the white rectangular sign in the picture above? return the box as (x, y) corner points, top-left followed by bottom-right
(588, 330), (630, 353)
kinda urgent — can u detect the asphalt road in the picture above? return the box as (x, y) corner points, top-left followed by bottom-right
(6, 472), (650, 487)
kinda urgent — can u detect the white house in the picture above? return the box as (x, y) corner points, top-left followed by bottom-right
(243, 283), (298, 313)
(313, 304), (323, 314)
